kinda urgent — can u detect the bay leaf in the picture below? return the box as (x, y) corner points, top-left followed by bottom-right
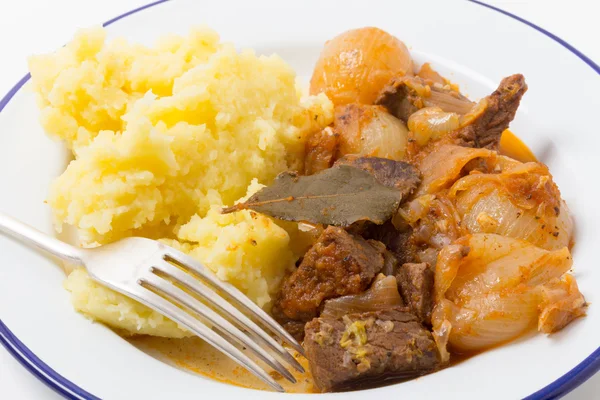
(221, 165), (404, 226)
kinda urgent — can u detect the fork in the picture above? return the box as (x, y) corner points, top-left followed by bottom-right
(0, 212), (305, 392)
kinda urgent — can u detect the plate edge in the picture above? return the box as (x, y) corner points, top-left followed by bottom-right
(1, 0), (598, 399)
(466, 3), (600, 399)
(0, 1), (172, 399)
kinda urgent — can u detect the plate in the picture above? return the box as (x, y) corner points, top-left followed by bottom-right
(0, 0), (599, 399)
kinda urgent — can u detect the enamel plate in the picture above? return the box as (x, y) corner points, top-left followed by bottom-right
(1, 1), (598, 398)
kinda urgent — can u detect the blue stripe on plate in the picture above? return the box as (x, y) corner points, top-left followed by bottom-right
(0, 321), (99, 400)
(464, 5), (600, 398)
(469, 0), (600, 74)
(0, 2), (171, 399)
(0, 1), (598, 399)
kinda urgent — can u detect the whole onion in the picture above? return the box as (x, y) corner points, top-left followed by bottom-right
(431, 233), (582, 357)
(334, 104), (409, 161)
(310, 27), (413, 106)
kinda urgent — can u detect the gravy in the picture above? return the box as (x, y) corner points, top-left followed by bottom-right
(128, 336), (316, 393)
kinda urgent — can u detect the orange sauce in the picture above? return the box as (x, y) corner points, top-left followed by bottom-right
(499, 129), (537, 163)
(128, 336), (316, 393)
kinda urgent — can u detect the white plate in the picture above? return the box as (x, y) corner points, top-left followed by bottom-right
(0, 0), (599, 399)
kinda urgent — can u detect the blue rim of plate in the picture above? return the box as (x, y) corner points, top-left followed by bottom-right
(0, 0), (599, 398)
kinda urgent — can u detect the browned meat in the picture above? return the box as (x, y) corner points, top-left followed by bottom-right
(304, 307), (440, 392)
(403, 75), (528, 164)
(279, 320), (307, 342)
(275, 226), (384, 321)
(375, 76), (422, 122)
(454, 74), (528, 149)
(305, 127), (339, 175)
(360, 221), (418, 266)
(334, 156), (421, 198)
(396, 263), (434, 325)
(375, 75), (473, 122)
(377, 74), (527, 154)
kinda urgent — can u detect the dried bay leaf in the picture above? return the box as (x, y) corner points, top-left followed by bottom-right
(222, 165), (404, 226)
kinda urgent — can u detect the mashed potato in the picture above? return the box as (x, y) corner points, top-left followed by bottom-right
(36, 27), (332, 246)
(28, 26), (221, 151)
(64, 268), (191, 338)
(30, 27), (333, 337)
(64, 181), (310, 337)
(170, 180), (314, 305)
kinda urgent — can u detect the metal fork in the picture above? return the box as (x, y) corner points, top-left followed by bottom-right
(0, 212), (304, 392)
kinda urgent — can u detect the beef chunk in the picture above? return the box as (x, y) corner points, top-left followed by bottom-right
(334, 156), (421, 198)
(376, 74), (528, 151)
(396, 263), (434, 325)
(360, 221), (418, 266)
(304, 307), (440, 392)
(454, 74), (527, 150)
(375, 75), (473, 122)
(280, 320), (307, 342)
(275, 226), (384, 321)
(305, 126), (339, 175)
(375, 76), (422, 122)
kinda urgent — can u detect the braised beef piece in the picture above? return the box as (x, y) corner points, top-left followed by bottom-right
(304, 307), (440, 392)
(376, 74), (528, 151)
(305, 127), (339, 175)
(396, 263), (434, 325)
(278, 320), (307, 342)
(359, 221), (418, 266)
(454, 74), (528, 149)
(274, 226), (384, 322)
(375, 75), (473, 122)
(334, 156), (421, 198)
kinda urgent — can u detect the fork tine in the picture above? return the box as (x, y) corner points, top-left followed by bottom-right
(142, 272), (297, 384)
(154, 259), (305, 373)
(163, 247), (306, 356)
(125, 282), (285, 392)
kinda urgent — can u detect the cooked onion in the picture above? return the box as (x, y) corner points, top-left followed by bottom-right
(381, 249), (399, 276)
(408, 107), (460, 146)
(432, 234), (576, 355)
(432, 318), (452, 363)
(334, 104), (409, 160)
(450, 160), (573, 250)
(395, 194), (436, 225)
(425, 90), (474, 115)
(416, 144), (497, 196)
(441, 289), (541, 352)
(321, 274), (403, 318)
(417, 63), (445, 85)
(442, 235), (572, 301)
(538, 274), (587, 333)
(310, 27), (413, 106)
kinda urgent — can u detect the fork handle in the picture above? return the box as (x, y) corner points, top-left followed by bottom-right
(0, 211), (84, 266)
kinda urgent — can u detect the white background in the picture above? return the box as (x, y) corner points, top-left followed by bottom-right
(0, 0), (598, 398)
